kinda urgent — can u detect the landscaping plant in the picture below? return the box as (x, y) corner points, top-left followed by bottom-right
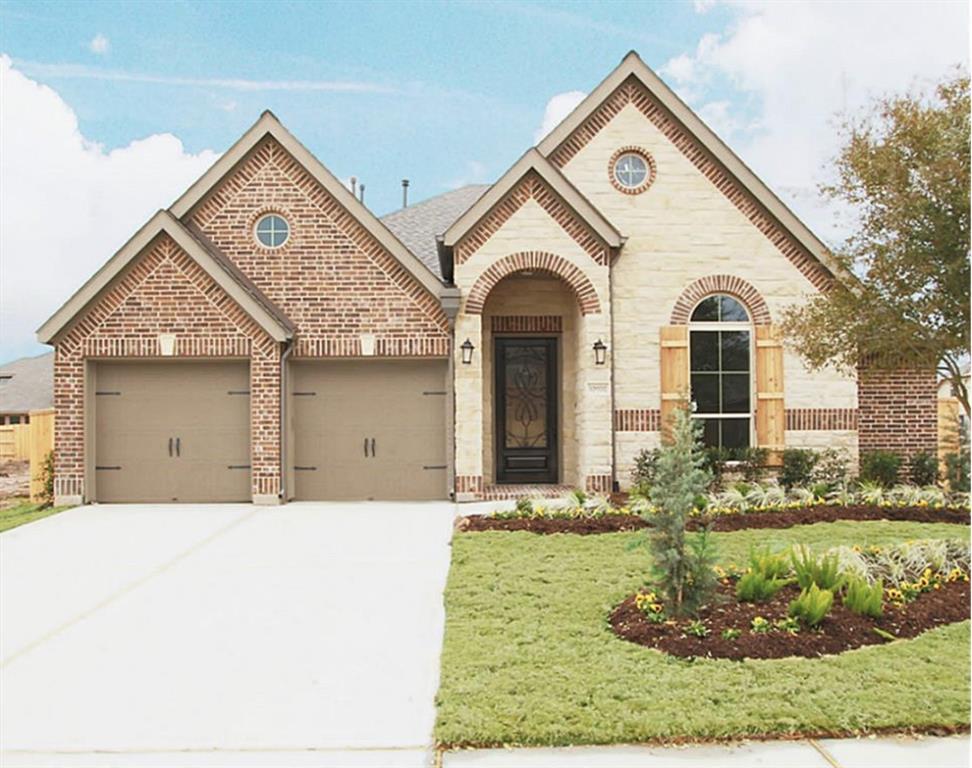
(791, 546), (845, 591)
(860, 450), (902, 487)
(909, 451), (940, 487)
(843, 575), (884, 619)
(630, 447), (661, 494)
(812, 448), (851, 489)
(735, 570), (790, 603)
(788, 584), (834, 627)
(779, 449), (817, 490)
(638, 408), (717, 617)
(738, 447), (768, 483)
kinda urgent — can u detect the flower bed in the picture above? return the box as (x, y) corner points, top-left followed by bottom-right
(610, 579), (969, 660)
(459, 503), (969, 535)
(609, 540), (971, 660)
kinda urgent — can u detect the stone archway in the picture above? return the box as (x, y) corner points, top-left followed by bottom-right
(670, 274), (771, 325)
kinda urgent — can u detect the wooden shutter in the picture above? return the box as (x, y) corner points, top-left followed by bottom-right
(755, 325), (785, 465)
(659, 326), (689, 444)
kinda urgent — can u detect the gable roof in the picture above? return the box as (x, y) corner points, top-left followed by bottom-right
(36, 210), (294, 344)
(441, 148), (624, 251)
(0, 352), (53, 414)
(537, 51), (849, 283)
(170, 111), (456, 301)
(382, 185), (489, 278)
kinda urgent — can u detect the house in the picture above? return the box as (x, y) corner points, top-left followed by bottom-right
(37, 52), (938, 506)
(0, 352), (54, 424)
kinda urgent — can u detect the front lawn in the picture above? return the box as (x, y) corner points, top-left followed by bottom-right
(0, 499), (69, 533)
(435, 520), (971, 747)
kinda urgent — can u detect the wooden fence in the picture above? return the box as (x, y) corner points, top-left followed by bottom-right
(0, 423), (30, 460)
(28, 409), (55, 500)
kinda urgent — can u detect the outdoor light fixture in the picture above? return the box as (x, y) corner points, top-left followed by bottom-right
(593, 339), (607, 365)
(460, 338), (475, 365)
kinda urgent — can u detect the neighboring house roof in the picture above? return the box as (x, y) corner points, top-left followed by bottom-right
(536, 50), (850, 284)
(170, 111), (457, 303)
(382, 184), (490, 278)
(442, 148), (624, 252)
(37, 211), (294, 344)
(0, 352), (54, 414)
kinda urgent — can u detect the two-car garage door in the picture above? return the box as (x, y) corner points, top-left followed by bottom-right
(92, 359), (448, 503)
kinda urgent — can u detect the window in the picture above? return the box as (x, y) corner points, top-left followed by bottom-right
(613, 152), (648, 189)
(8, 415), (21, 425)
(689, 294), (752, 451)
(254, 214), (289, 248)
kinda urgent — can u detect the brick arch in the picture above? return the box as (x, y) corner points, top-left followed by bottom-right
(670, 275), (771, 325)
(464, 251), (602, 315)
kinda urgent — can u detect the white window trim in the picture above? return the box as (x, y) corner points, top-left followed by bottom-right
(687, 315), (756, 450)
(254, 214), (290, 249)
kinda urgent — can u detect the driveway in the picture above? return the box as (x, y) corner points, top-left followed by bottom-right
(0, 502), (456, 767)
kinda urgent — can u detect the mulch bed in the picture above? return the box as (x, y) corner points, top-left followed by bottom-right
(458, 505), (969, 535)
(609, 580), (970, 660)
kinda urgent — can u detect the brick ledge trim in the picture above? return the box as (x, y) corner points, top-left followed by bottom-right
(671, 275), (771, 325)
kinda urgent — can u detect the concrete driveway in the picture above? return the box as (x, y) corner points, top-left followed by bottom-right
(0, 501), (457, 767)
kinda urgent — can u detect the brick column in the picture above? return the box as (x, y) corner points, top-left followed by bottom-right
(250, 342), (282, 504)
(52, 345), (85, 505)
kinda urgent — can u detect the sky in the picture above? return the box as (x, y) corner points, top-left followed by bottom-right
(0, 0), (968, 363)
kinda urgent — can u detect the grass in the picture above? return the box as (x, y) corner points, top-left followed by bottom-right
(0, 498), (69, 533)
(435, 520), (971, 747)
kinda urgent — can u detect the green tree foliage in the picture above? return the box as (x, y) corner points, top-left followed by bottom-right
(781, 72), (970, 416)
(640, 409), (717, 617)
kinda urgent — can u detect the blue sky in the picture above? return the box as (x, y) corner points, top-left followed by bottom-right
(0, 1), (967, 362)
(1, 0), (733, 214)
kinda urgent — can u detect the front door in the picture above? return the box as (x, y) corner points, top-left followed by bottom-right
(495, 337), (558, 484)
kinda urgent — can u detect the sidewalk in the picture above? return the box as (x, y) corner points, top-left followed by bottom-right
(441, 734), (969, 767)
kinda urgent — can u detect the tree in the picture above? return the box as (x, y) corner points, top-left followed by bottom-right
(781, 71), (970, 416)
(635, 408), (717, 618)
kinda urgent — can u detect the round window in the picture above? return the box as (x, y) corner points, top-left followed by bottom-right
(255, 214), (289, 248)
(613, 152), (649, 190)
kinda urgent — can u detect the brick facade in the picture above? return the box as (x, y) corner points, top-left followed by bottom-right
(858, 366), (938, 471)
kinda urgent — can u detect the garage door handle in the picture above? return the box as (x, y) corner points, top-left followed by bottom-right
(370, 438), (376, 457)
(363, 437), (369, 457)
(176, 437), (181, 457)
(168, 437), (173, 457)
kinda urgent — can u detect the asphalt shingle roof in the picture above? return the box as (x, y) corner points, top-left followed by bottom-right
(381, 184), (489, 280)
(0, 352), (54, 414)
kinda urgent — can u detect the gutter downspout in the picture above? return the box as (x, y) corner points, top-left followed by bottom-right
(279, 339), (294, 501)
(609, 242), (624, 493)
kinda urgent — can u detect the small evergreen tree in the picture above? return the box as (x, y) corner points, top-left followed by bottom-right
(640, 408), (717, 617)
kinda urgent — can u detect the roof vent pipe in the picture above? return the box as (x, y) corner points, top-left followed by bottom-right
(350, 176), (357, 196)
(359, 183), (365, 204)
(402, 179), (410, 208)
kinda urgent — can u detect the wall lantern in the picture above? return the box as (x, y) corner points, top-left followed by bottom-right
(593, 339), (607, 365)
(460, 338), (475, 365)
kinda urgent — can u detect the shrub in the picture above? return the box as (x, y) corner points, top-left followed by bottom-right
(701, 446), (731, 491)
(843, 576), (884, 618)
(738, 447), (769, 482)
(736, 570), (790, 602)
(860, 450), (902, 487)
(779, 449), (817, 490)
(631, 447), (661, 493)
(908, 451), (939, 487)
(812, 448), (850, 488)
(791, 546), (844, 591)
(944, 450), (970, 492)
(638, 408), (717, 618)
(514, 497), (534, 516)
(39, 450), (54, 508)
(749, 547), (791, 579)
(788, 584), (834, 627)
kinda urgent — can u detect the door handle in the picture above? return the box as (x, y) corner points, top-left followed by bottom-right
(169, 437), (173, 457)
(370, 438), (376, 458)
(176, 437), (181, 457)
(364, 437), (369, 457)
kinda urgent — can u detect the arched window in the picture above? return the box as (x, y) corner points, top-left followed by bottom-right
(689, 294), (752, 451)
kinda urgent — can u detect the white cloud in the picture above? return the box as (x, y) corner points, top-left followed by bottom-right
(88, 34), (109, 55)
(663, 1), (969, 245)
(444, 159), (490, 190)
(534, 90), (586, 143)
(15, 60), (394, 93)
(0, 56), (219, 362)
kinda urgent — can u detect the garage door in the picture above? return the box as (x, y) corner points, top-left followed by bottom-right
(292, 360), (448, 500)
(94, 361), (250, 502)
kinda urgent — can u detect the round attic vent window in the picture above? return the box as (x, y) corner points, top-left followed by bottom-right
(255, 214), (289, 248)
(613, 152), (648, 189)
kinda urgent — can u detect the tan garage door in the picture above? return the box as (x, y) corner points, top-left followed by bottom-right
(95, 361), (250, 502)
(292, 360), (448, 500)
